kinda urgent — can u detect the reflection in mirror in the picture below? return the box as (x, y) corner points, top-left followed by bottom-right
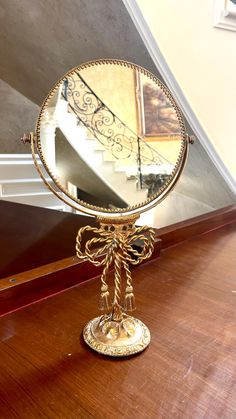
(39, 63), (183, 210)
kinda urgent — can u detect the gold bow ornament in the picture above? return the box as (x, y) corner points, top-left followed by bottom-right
(76, 219), (155, 318)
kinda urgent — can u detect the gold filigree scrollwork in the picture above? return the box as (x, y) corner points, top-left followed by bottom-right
(75, 220), (155, 319)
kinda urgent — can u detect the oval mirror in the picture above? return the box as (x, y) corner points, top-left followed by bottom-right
(35, 59), (188, 218)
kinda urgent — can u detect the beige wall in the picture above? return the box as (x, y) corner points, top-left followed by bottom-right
(79, 65), (138, 132)
(136, 0), (236, 180)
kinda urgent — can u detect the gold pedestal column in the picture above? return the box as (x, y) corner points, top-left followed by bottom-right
(76, 215), (155, 357)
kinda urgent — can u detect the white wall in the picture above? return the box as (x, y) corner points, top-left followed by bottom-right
(135, 0), (236, 180)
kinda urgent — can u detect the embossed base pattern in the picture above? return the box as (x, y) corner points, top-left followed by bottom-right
(83, 315), (151, 357)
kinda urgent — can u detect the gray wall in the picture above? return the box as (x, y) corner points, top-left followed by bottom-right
(0, 0), (157, 105)
(0, 79), (39, 153)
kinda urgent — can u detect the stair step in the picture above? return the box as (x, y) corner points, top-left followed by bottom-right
(102, 150), (118, 162)
(0, 162), (47, 180)
(0, 154), (71, 212)
(0, 192), (62, 207)
(0, 179), (54, 195)
(0, 154), (36, 161)
(56, 101), (149, 206)
(0, 178), (52, 184)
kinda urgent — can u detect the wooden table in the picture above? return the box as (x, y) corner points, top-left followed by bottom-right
(0, 222), (236, 418)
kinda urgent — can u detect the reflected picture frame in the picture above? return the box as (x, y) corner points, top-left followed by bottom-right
(136, 70), (181, 142)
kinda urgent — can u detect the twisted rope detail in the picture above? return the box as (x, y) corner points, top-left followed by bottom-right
(76, 223), (155, 315)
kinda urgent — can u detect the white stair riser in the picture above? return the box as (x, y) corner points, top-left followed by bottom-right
(0, 193), (62, 207)
(78, 137), (148, 203)
(59, 120), (148, 204)
(0, 163), (47, 181)
(0, 155), (70, 212)
(0, 180), (53, 196)
(0, 154), (35, 162)
(48, 99), (149, 205)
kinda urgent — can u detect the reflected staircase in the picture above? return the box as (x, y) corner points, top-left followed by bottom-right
(55, 98), (149, 206)
(56, 99), (214, 226)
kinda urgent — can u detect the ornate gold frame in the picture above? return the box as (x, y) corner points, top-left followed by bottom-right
(28, 59), (191, 357)
(34, 59), (189, 219)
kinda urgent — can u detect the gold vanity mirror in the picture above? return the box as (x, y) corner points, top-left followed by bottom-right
(29, 59), (190, 356)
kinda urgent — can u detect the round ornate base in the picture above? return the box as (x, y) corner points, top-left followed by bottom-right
(83, 314), (151, 357)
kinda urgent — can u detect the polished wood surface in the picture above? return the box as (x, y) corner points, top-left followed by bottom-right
(1, 204), (236, 317)
(0, 222), (236, 418)
(0, 239), (161, 316)
(0, 200), (97, 279)
(1, 200), (235, 282)
(0, 240), (160, 317)
(158, 203), (236, 249)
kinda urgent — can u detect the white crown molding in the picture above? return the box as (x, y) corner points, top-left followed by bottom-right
(123, 0), (236, 195)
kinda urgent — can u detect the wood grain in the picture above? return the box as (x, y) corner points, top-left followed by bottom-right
(0, 238), (161, 317)
(1, 200), (235, 281)
(0, 222), (236, 418)
(1, 204), (236, 317)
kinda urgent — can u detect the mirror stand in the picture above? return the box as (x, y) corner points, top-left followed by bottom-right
(76, 215), (155, 356)
(21, 59), (191, 358)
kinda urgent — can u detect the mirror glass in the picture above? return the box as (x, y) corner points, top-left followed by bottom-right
(37, 61), (185, 212)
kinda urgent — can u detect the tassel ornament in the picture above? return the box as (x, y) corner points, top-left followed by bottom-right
(98, 284), (110, 311)
(124, 285), (136, 312)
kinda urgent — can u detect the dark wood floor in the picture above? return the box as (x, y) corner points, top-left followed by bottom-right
(0, 222), (236, 419)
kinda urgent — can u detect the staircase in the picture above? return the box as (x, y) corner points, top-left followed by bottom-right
(0, 105), (214, 222)
(53, 99), (149, 207)
(0, 154), (69, 211)
(42, 98), (215, 221)
(0, 154), (215, 225)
